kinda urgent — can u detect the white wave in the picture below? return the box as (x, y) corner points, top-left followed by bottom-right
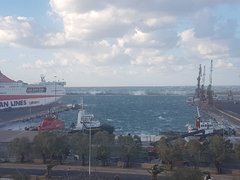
(158, 116), (165, 120)
(89, 90), (104, 95)
(106, 118), (113, 122)
(130, 90), (146, 96)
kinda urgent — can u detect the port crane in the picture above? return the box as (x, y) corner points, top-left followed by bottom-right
(207, 60), (214, 104)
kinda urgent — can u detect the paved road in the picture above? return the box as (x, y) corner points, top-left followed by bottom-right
(1, 163), (239, 180)
(0, 163), (165, 180)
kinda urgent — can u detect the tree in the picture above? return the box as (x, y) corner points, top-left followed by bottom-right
(9, 137), (31, 163)
(157, 137), (173, 170)
(92, 131), (114, 166)
(199, 139), (211, 163)
(33, 132), (56, 164)
(69, 132), (89, 166)
(147, 164), (165, 180)
(208, 135), (233, 174)
(235, 144), (240, 160)
(51, 135), (69, 164)
(173, 138), (186, 161)
(186, 139), (201, 168)
(117, 134), (142, 167)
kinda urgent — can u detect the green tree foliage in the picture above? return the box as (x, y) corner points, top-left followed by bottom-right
(9, 137), (31, 163)
(198, 140), (211, 163)
(51, 135), (69, 164)
(186, 139), (201, 168)
(208, 135), (233, 174)
(147, 164), (165, 180)
(173, 138), (186, 161)
(169, 168), (203, 180)
(117, 134), (142, 167)
(69, 132), (89, 166)
(33, 132), (69, 164)
(33, 132), (56, 163)
(157, 137), (181, 170)
(92, 131), (114, 166)
(235, 144), (240, 160)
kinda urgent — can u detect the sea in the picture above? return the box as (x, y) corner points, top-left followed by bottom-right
(1, 86), (239, 135)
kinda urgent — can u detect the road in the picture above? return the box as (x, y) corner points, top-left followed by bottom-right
(1, 163), (239, 180)
(0, 163), (166, 180)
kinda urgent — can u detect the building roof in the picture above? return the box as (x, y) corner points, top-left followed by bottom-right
(0, 71), (15, 83)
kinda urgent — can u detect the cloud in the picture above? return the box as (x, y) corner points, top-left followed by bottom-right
(178, 28), (229, 60)
(1, 0), (240, 85)
(0, 59), (7, 63)
(0, 16), (33, 45)
(215, 59), (233, 68)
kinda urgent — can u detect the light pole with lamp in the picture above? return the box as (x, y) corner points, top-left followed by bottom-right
(54, 75), (57, 103)
(89, 118), (92, 179)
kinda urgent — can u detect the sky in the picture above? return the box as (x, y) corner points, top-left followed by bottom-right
(0, 0), (240, 87)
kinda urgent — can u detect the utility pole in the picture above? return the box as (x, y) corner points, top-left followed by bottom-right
(54, 75), (57, 102)
(89, 119), (92, 179)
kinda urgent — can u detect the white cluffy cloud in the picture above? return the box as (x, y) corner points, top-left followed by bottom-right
(0, 0), (239, 86)
(178, 28), (229, 60)
(0, 16), (33, 46)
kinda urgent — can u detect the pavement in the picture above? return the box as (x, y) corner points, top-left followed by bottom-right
(1, 163), (240, 180)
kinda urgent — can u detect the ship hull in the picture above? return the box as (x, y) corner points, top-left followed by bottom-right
(0, 71), (66, 122)
(0, 102), (60, 122)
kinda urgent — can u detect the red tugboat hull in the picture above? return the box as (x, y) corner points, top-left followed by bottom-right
(38, 114), (65, 131)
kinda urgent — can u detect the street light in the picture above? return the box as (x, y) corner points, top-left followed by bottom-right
(89, 118), (92, 179)
(54, 75), (57, 102)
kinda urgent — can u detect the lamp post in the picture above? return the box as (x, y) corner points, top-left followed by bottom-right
(54, 76), (57, 102)
(89, 118), (92, 179)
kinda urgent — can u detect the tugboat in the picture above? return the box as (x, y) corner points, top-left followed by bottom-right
(38, 113), (65, 131)
(186, 106), (224, 135)
(72, 100), (101, 132)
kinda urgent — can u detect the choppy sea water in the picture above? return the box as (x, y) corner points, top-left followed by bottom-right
(60, 94), (196, 135)
(2, 86), (239, 135)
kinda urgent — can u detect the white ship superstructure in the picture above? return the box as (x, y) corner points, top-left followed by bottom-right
(0, 71), (66, 110)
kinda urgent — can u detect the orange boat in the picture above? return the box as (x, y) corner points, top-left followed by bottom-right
(38, 114), (65, 131)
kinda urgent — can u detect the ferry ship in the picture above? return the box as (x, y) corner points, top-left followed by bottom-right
(0, 71), (66, 121)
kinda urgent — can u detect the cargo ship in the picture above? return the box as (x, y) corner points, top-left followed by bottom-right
(0, 71), (66, 122)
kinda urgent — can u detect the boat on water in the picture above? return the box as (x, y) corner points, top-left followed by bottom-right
(0, 71), (66, 121)
(186, 97), (200, 104)
(37, 114), (65, 131)
(72, 101), (101, 132)
(186, 107), (226, 136)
